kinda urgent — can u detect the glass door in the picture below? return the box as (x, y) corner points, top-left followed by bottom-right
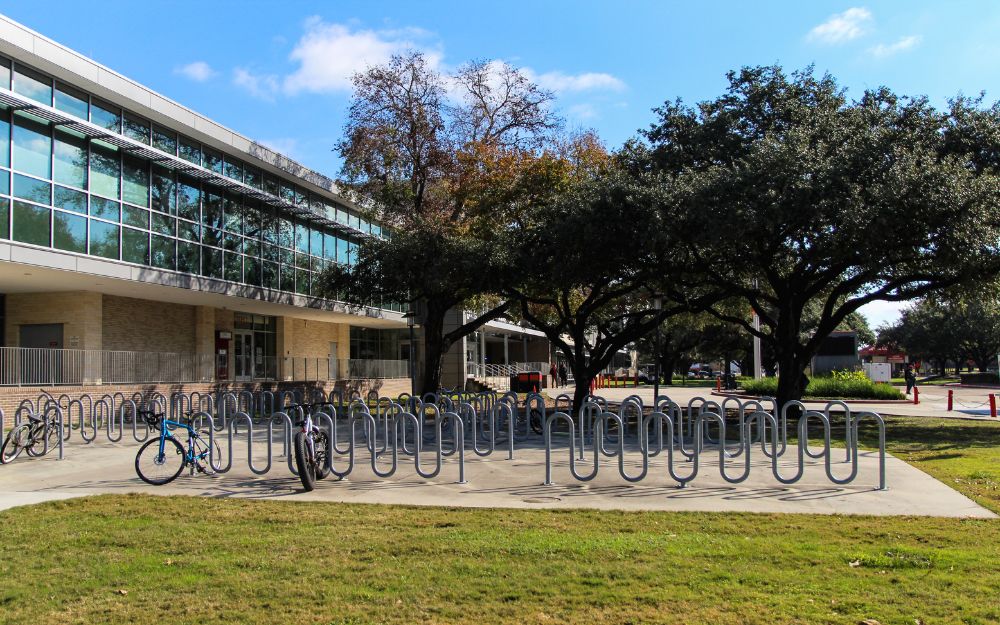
(233, 331), (253, 381)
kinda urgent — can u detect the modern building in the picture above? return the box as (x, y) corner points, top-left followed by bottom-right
(0, 14), (549, 412)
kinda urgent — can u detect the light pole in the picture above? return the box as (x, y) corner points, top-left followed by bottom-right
(405, 309), (417, 396)
(653, 295), (663, 403)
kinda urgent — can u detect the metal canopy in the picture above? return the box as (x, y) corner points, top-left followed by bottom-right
(0, 88), (371, 240)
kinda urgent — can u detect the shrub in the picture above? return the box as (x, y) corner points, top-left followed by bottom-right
(740, 373), (904, 400)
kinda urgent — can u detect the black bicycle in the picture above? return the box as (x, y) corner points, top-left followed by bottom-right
(1, 412), (60, 464)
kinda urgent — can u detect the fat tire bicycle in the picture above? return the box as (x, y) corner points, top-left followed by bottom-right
(1, 411), (60, 464)
(134, 410), (221, 485)
(289, 403), (332, 492)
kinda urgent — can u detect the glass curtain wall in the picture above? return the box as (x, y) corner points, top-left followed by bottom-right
(0, 56), (403, 310)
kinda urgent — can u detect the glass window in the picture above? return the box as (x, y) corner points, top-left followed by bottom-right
(122, 156), (148, 207)
(178, 219), (199, 242)
(12, 113), (51, 179)
(12, 66), (52, 105)
(91, 100), (121, 133)
(263, 261), (278, 289)
(294, 187), (307, 206)
(245, 256), (261, 285)
(90, 196), (119, 221)
(179, 138), (200, 165)
(123, 115), (150, 144)
(0, 58), (9, 89)
(0, 109), (9, 168)
(264, 175), (278, 197)
(53, 211), (86, 253)
(122, 227), (148, 264)
(202, 190), (223, 230)
(223, 195), (242, 233)
(280, 264), (295, 292)
(12, 201), (49, 246)
(0, 198), (9, 239)
(203, 227), (222, 247)
(89, 220), (119, 259)
(224, 252), (243, 282)
(201, 246), (222, 279)
(90, 143), (120, 199)
(294, 222), (309, 254)
(0, 170), (9, 195)
(150, 235), (175, 270)
(13, 174), (51, 205)
(151, 212), (174, 236)
(279, 182), (295, 204)
(54, 83), (88, 119)
(337, 237), (349, 264)
(177, 177), (200, 220)
(152, 125), (176, 154)
(295, 252), (310, 269)
(224, 232), (242, 252)
(55, 186), (87, 214)
(123, 205), (148, 229)
(295, 269), (310, 295)
(277, 218), (293, 248)
(310, 229), (323, 258)
(203, 148), (222, 174)
(151, 166), (175, 214)
(323, 233), (336, 260)
(177, 240), (199, 273)
(53, 129), (88, 189)
(244, 167), (261, 189)
(223, 157), (242, 181)
(244, 238), (259, 258)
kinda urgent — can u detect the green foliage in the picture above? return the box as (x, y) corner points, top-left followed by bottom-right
(742, 373), (903, 400)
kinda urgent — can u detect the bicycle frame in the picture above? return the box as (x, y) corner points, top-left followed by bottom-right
(156, 417), (211, 474)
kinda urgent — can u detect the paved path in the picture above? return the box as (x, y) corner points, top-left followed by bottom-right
(549, 384), (1000, 420)
(0, 436), (993, 519)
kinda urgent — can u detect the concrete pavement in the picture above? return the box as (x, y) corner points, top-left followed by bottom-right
(0, 434), (993, 519)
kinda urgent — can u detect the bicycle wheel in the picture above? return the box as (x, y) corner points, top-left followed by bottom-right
(530, 408), (545, 435)
(293, 431), (317, 492)
(194, 430), (222, 468)
(0, 424), (31, 464)
(314, 430), (331, 480)
(26, 421), (59, 457)
(135, 438), (185, 485)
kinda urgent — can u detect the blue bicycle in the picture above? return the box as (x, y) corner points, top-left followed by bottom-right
(134, 410), (220, 485)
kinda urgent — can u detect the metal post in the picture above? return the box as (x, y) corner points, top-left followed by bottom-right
(407, 311), (416, 395)
(653, 296), (663, 400)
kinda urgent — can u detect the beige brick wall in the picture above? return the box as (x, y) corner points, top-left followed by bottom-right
(102, 295), (196, 353)
(288, 318), (348, 359)
(5, 291), (102, 349)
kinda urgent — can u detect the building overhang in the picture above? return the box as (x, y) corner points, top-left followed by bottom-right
(0, 241), (406, 328)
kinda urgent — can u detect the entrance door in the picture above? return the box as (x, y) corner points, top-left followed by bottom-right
(233, 331), (253, 381)
(18, 323), (65, 385)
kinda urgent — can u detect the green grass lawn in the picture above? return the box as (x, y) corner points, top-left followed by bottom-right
(1, 415), (998, 625)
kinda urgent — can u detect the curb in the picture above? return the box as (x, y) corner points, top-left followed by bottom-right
(711, 391), (913, 405)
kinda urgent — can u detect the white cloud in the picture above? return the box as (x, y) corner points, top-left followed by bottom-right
(869, 35), (921, 58)
(566, 103), (598, 121)
(858, 299), (910, 329)
(526, 69), (626, 94)
(283, 17), (442, 95)
(175, 61), (216, 82)
(807, 7), (872, 44)
(233, 68), (280, 101)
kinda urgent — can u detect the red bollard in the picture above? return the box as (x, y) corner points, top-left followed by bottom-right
(634, 373), (639, 388)
(947, 389), (953, 411)
(913, 387), (919, 405)
(716, 377), (722, 393)
(991, 394), (997, 419)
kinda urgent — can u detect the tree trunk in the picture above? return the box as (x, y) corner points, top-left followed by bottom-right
(660, 355), (678, 386)
(419, 307), (448, 396)
(775, 352), (809, 408)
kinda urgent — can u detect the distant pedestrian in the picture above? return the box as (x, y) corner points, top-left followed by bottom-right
(549, 362), (558, 388)
(904, 365), (917, 395)
(558, 363), (568, 387)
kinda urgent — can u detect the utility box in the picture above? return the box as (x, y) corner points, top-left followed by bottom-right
(511, 371), (543, 393)
(863, 362), (892, 383)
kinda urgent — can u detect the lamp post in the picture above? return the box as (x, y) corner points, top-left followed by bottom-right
(653, 295), (663, 404)
(405, 309), (416, 396)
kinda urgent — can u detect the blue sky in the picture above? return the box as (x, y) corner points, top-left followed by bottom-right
(2, 1), (998, 326)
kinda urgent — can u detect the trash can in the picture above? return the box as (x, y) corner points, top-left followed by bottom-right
(511, 371), (543, 393)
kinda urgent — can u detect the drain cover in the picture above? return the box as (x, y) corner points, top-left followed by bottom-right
(522, 496), (561, 503)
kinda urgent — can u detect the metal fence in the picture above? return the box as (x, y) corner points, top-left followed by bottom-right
(0, 347), (410, 386)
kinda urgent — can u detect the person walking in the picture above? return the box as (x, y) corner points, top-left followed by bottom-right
(549, 361), (558, 389)
(904, 364), (917, 395)
(558, 363), (568, 387)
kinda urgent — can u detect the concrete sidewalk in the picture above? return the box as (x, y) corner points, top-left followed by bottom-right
(548, 384), (1000, 420)
(0, 436), (993, 518)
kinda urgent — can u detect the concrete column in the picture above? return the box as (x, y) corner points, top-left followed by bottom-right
(194, 306), (215, 382)
(276, 316), (294, 381)
(503, 333), (509, 365)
